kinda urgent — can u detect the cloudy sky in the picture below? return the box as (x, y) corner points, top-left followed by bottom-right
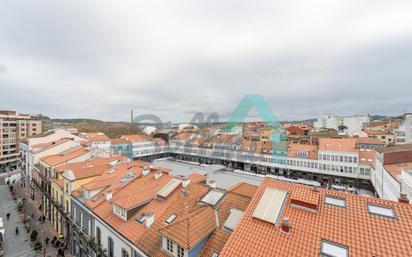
(1, 0), (411, 122)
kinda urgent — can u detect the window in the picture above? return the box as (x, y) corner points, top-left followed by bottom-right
(165, 214), (177, 224)
(122, 249), (129, 257)
(96, 227), (101, 245)
(321, 240), (348, 257)
(87, 218), (91, 235)
(108, 237), (114, 257)
(79, 212), (83, 227)
(367, 204), (395, 218)
(177, 245), (184, 257)
(166, 238), (173, 253)
(325, 196), (346, 208)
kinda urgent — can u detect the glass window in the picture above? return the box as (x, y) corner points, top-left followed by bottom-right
(325, 196), (346, 208)
(122, 249), (129, 257)
(108, 237), (114, 257)
(367, 204), (395, 218)
(177, 245), (185, 257)
(166, 238), (173, 253)
(321, 240), (348, 257)
(96, 227), (101, 245)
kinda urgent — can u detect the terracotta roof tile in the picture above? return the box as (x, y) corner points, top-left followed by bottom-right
(40, 147), (89, 167)
(319, 138), (358, 153)
(160, 206), (217, 248)
(220, 177), (412, 257)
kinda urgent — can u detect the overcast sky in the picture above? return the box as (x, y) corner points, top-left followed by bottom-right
(1, 1), (411, 122)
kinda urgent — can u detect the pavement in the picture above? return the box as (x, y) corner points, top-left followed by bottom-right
(153, 159), (264, 188)
(0, 185), (33, 257)
(2, 175), (73, 257)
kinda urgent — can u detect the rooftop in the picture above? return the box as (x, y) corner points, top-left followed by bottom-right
(220, 177), (412, 257)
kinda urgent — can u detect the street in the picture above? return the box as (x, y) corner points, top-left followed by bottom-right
(0, 185), (33, 257)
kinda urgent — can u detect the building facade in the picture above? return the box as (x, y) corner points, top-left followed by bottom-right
(0, 110), (42, 171)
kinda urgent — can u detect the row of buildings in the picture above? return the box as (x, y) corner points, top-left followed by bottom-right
(19, 127), (412, 257)
(314, 113), (412, 145)
(13, 110), (412, 257)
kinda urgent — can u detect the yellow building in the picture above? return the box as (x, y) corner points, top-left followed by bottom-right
(50, 157), (121, 237)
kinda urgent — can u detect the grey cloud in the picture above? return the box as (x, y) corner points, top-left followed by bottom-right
(1, 0), (412, 122)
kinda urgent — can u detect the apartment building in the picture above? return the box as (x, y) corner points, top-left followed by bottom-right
(220, 177), (412, 257)
(0, 110), (42, 171)
(395, 113), (412, 144)
(69, 159), (257, 257)
(314, 113), (370, 135)
(372, 144), (412, 201)
(20, 129), (86, 187)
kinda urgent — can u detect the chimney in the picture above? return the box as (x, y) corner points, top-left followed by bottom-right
(155, 170), (162, 180)
(399, 193), (409, 204)
(145, 213), (154, 228)
(208, 180), (216, 189)
(182, 176), (191, 188)
(106, 190), (113, 201)
(142, 166), (150, 176)
(281, 218), (291, 234)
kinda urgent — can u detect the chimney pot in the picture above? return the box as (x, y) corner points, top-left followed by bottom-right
(145, 212), (154, 228)
(208, 180), (216, 189)
(281, 218), (291, 234)
(142, 166), (150, 176)
(106, 190), (113, 201)
(182, 176), (191, 188)
(155, 171), (162, 180)
(399, 193), (409, 204)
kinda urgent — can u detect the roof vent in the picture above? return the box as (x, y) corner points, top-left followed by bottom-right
(208, 180), (216, 189)
(312, 186), (320, 192)
(399, 193), (409, 204)
(182, 176), (191, 188)
(155, 170), (162, 180)
(142, 166), (150, 176)
(145, 212), (154, 228)
(280, 218), (291, 234)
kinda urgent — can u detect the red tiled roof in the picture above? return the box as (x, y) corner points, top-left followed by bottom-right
(40, 147), (89, 167)
(160, 206), (217, 249)
(287, 143), (318, 159)
(384, 162), (412, 181)
(357, 137), (385, 145)
(220, 177), (412, 257)
(318, 138), (358, 153)
(227, 182), (257, 198)
(189, 173), (207, 184)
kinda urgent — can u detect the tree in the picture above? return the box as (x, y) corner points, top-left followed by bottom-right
(30, 230), (38, 242)
(338, 124), (348, 132)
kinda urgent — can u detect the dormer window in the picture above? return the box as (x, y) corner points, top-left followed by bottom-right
(113, 204), (127, 220)
(177, 245), (185, 257)
(166, 237), (174, 253)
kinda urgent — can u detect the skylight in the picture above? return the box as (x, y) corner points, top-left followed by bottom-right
(223, 209), (244, 232)
(201, 190), (225, 206)
(325, 196), (346, 208)
(367, 204), (395, 218)
(321, 240), (348, 257)
(165, 214), (177, 224)
(252, 188), (287, 225)
(157, 179), (181, 198)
